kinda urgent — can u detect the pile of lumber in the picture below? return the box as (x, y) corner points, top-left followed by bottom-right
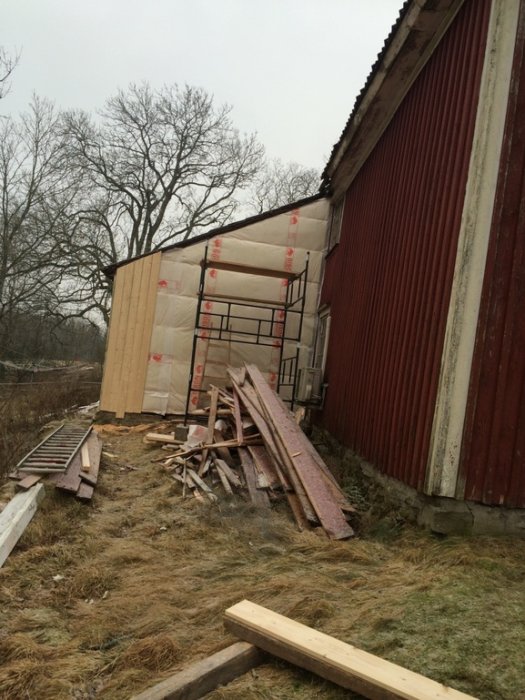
(9, 428), (103, 502)
(153, 364), (355, 540)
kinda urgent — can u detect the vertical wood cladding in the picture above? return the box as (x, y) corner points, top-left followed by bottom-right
(99, 252), (161, 416)
(320, 0), (491, 490)
(459, 4), (525, 507)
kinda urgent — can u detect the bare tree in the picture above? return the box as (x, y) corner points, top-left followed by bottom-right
(248, 159), (320, 214)
(63, 83), (264, 267)
(0, 96), (81, 353)
(0, 48), (20, 100)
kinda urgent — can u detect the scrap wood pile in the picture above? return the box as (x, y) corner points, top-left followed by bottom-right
(148, 364), (355, 540)
(8, 422), (102, 502)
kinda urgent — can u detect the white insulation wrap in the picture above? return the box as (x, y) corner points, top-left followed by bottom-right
(142, 198), (329, 414)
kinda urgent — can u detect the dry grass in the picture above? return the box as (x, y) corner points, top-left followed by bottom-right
(0, 371), (101, 479)
(0, 429), (524, 699)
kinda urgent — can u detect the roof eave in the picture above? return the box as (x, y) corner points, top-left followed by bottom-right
(102, 192), (328, 279)
(323, 0), (467, 197)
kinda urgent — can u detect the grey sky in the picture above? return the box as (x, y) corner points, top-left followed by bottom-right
(2, 0), (402, 169)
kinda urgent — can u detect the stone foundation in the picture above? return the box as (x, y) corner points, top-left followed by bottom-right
(317, 429), (525, 537)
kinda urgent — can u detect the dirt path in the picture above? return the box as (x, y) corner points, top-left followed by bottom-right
(0, 428), (523, 699)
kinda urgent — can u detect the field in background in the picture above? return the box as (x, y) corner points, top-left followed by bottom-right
(0, 428), (523, 699)
(0, 366), (101, 480)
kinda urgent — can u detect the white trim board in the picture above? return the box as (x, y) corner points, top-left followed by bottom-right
(0, 484), (45, 568)
(425, 0), (522, 497)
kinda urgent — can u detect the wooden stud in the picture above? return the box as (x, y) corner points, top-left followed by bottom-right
(130, 641), (264, 700)
(224, 601), (477, 700)
(80, 443), (91, 472)
(129, 252), (162, 413)
(0, 484), (45, 568)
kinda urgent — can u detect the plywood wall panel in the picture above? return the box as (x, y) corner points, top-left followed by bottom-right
(99, 253), (161, 415)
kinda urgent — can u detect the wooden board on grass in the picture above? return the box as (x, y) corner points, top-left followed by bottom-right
(0, 484), (45, 568)
(76, 482), (95, 501)
(131, 641), (263, 700)
(80, 433), (103, 487)
(15, 475), (42, 490)
(144, 433), (181, 444)
(224, 600), (478, 700)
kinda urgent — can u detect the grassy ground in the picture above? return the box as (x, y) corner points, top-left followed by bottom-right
(0, 426), (523, 699)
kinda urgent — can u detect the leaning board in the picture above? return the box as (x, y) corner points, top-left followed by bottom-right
(224, 600), (478, 700)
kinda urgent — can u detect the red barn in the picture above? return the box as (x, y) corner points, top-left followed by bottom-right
(317, 0), (525, 532)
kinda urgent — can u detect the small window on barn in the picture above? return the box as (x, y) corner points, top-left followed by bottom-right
(314, 307), (331, 374)
(327, 197), (344, 252)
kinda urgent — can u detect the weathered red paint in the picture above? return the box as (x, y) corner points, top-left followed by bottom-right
(320, 0), (491, 490)
(459, 3), (525, 508)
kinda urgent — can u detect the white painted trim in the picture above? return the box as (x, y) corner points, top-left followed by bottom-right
(0, 484), (45, 568)
(425, 0), (521, 497)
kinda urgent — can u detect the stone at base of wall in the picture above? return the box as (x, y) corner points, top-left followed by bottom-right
(318, 429), (525, 537)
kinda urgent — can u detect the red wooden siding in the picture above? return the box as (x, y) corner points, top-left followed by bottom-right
(320, 0), (491, 490)
(459, 4), (525, 507)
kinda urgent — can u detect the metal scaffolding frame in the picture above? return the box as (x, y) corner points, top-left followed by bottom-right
(184, 245), (310, 419)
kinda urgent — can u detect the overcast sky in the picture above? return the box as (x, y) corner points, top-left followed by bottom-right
(2, 0), (402, 170)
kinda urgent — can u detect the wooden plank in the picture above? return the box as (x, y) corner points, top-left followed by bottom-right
(229, 376), (291, 490)
(213, 458), (242, 488)
(124, 253), (151, 412)
(238, 448), (270, 508)
(213, 429), (235, 465)
(80, 434), (103, 487)
(207, 386), (220, 443)
(99, 260), (127, 412)
(80, 443), (91, 472)
(224, 601), (477, 700)
(125, 253), (154, 412)
(255, 399), (318, 524)
(200, 385), (220, 474)
(186, 469), (218, 502)
(232, 387), (244, 443)
(230, 383), (307, 527)
(116, 257), (146, 417)
(0, 484), (45, 568)
(158, 438), (254, 463)
(132, 251), (162, 413)
(204, 259), (298, 280)
(214, 463), (234, 494)
(130, 641), (264, 700)
(76, 482), (95, 501)
(113, 264), (135, 418)
(248, 446), (280, 489)
(145, 433), (181, 444)
(15, 475), (42, 490)
(246, 365), (353, 540)
(50, 451), (83, 493)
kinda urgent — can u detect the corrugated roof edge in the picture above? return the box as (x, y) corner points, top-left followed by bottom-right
(321, 0), (411, 185)
(102, 192), (327, 278)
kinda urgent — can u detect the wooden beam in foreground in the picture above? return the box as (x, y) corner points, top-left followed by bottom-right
(130, 641), (264, 700)
(224, 600), (478, 700)
(0, 483), (45, 568)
